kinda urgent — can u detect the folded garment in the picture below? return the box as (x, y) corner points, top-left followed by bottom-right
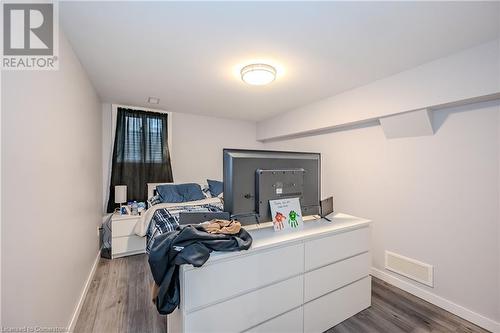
(201, 219), (241, 234)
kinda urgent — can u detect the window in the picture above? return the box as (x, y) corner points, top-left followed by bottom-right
(107, 107), (173, 211)
(119, 111), (168, 163)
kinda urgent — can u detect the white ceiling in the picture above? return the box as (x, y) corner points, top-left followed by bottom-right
(60, 1), (500, 122)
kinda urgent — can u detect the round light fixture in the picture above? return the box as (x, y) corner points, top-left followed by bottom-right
(241, 63), (276, 86)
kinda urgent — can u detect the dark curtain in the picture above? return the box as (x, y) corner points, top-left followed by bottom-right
(106, 108), (173, 213)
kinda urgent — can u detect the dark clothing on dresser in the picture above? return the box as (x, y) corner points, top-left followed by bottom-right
(148, 224), (253, 314)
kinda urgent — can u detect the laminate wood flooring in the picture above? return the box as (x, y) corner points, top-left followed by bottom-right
(329, 278), (489, 333)
(74, 254), (490, 333)
(74, 254), (165, 333)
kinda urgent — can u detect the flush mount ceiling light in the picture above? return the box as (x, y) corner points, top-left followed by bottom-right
(241, 63), (276, 86)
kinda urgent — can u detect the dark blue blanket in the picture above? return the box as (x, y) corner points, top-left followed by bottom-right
(148, 224), (252, 314)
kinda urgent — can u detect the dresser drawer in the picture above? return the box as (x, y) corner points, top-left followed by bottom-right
(245, 306), (303, 333)
(184, 243), (304, 312)
(305, 252), (370, 302)
(185, 275), (303, 333)
(112, 235), (145, 257)
(305, 227), (369, 271)
(304, 276), (371, 333)
(112, 219), (138, 237)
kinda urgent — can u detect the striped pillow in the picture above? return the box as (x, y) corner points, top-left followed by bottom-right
(148, 194), (162, 207)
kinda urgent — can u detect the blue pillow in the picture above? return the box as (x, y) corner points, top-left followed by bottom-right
(207, 179), (223, 197)
(156, 183), (205, 203)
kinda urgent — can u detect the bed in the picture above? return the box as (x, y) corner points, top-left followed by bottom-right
(134, 182), (224, 253)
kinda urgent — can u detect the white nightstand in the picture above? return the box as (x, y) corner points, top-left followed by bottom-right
(111, 213), (146, 259)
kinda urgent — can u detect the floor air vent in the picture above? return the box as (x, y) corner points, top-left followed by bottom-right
(385, 251), (434, 287)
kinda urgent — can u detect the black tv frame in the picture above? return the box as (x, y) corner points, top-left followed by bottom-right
(223, 148), (321, 224)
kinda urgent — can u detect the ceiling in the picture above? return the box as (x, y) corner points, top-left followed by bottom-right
(60, 1), (500, 122)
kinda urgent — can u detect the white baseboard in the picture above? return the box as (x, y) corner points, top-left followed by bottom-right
(371, 267), (500, 333)
(68, 252), (101, 332)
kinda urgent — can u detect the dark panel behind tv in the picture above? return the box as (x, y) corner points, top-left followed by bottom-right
(223, 149), (321, 224)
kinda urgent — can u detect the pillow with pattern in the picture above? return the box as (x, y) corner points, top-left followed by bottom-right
(202, 185), (212, 198)
(148, 194), (162, 207)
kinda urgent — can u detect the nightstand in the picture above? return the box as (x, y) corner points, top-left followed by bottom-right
(111, 213), (146, 259)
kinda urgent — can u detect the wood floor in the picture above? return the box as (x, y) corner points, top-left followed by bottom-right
(74, 254), (165, 333)
(329, 279), (489, 333)
(75, 254), (489, 333)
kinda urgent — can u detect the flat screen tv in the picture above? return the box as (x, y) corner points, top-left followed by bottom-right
(223, 149), (321, 225)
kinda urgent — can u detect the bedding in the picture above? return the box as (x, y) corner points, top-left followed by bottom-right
(133, 197), (224, 253)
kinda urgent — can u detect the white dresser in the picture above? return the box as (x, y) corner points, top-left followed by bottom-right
(167, 213), (371, 333)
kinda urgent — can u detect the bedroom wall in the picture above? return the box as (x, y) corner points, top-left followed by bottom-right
(169, 112), (263, 183)
(263, 100), (500, 328)
(1, 30), (102, 329)
(101, 105), (262, 211)
(257, 39), (500, 141)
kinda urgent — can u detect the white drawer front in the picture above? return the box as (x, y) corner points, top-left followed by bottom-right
(112, 235), (145, 257)
(112, 219), (138, 237)
(245, 306), (303, 333)
(305, 227), (369, 271)
(305, 252), (370, 302)
(184, 243), (304, 312)
(186, 275), (303, 333)
(304, 276), (371, 333)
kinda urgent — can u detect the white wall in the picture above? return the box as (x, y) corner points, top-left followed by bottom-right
(102, 106), (262, 210)
(258, 39), (500, 141)
(264, 100), (500, 327)
(1, 31), (102, 329)
(170, 112), (262, 183)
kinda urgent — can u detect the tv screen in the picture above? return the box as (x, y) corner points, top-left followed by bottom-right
(223, 149), (321, 224)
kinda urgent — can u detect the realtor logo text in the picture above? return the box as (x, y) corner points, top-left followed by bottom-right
(2, 2), (59, 70)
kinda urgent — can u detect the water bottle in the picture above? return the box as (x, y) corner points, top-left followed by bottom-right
(132, 201), (138, 216)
